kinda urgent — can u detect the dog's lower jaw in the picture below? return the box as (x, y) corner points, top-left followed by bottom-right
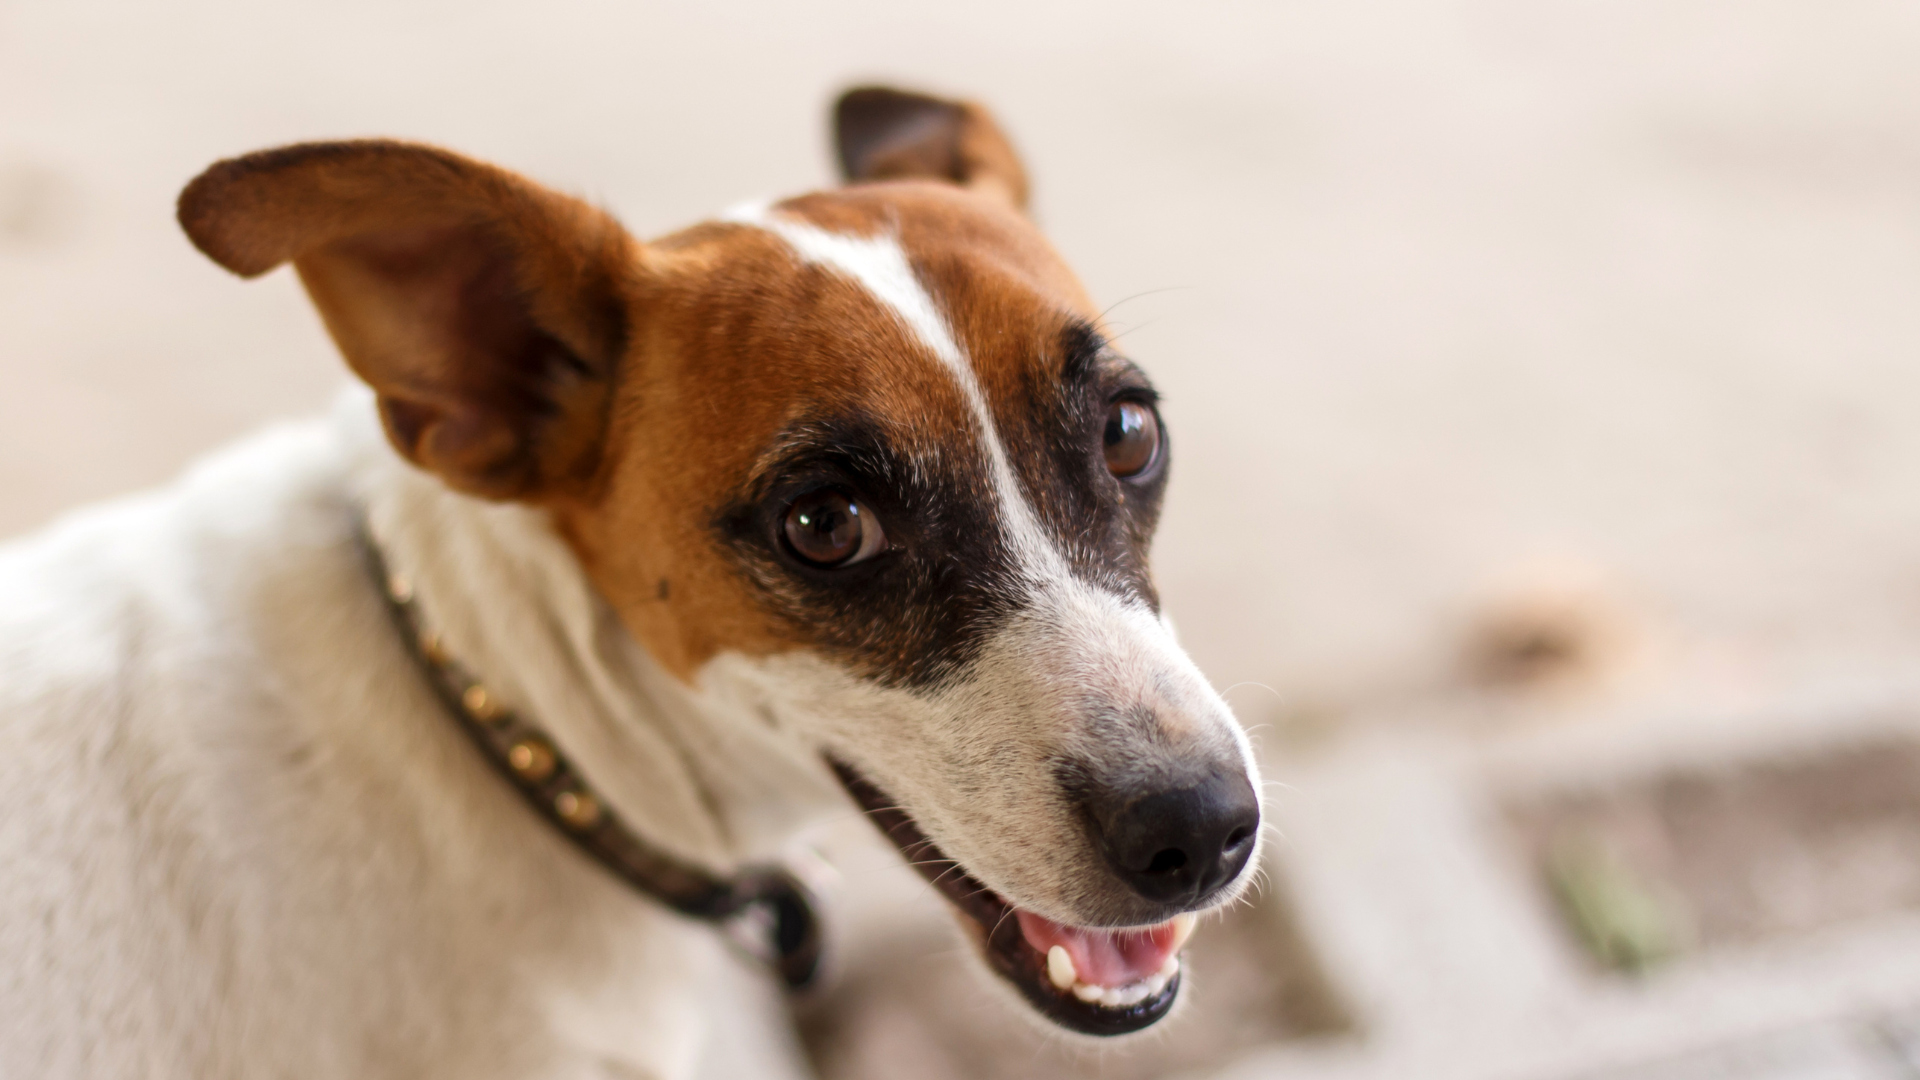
(831, 761), (1191, 1037)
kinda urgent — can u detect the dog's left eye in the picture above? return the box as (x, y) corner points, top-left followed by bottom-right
(1103, 399), (1161, 478)
(783, 489), (885, 568)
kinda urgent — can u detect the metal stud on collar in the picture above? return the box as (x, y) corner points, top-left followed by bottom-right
(361, 526), (823, 990)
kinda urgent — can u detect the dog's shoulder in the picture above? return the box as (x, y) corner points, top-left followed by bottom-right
(0, 411), (361, 713)
(0, 409), (383, 1073)
(0, 404), (766, 1078)
(0, 411), (351, 699)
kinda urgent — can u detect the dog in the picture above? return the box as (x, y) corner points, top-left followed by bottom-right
(0, 87), (1262, 1079)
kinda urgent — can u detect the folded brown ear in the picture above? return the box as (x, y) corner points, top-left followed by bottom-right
(178, 140), (636, 500)
(833, 87), (1030, 212)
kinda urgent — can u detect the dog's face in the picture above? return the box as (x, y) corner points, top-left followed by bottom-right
(179, 88), (1260, 1036)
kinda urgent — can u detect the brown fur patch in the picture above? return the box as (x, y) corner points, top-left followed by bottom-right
(181, 115), (1155, 686)
(555, 182), (1150, 681)
(180, 140), (633, 499)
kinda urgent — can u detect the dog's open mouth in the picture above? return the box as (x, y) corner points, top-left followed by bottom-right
(831, 761), (1189, 1036)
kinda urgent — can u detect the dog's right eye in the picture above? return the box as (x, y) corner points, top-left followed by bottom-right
(783, 489), (885, 568)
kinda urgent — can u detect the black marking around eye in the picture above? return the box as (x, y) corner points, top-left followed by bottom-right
(711, 320), (1169, 690)
(998, 320), (1168, 608)
(713, 411), (1026, 689)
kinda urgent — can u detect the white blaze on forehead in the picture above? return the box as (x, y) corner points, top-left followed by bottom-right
(724, 203), (1065, 579)
(727, 204), (966, 372)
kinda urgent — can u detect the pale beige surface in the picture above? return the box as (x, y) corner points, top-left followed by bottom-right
(7, 3), (1920, 1076)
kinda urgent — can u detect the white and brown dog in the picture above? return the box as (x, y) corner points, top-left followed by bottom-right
(0, 88), (1262, 1078)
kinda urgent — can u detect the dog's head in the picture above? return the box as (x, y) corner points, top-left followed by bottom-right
(179, 87), (1261, 1036)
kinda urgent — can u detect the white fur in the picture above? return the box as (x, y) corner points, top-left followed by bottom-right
(703, 578), (1262, 926)
(0, 394), (817, 1080)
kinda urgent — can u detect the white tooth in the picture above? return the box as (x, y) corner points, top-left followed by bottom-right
(1146, 972), (1169, 996)
(1169, 912), (1198, 953)
(1100, 986), (1126, 1008)
(1118, 983), (1150, 1007)
(1047, 946), (1076, 990)
(1158, 954), (1180, 979)
(1073, 982), (1105, 1003)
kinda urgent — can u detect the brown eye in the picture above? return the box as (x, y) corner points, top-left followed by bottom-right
(783, 489), (884, 567)
(1103, 400), (1160, 478)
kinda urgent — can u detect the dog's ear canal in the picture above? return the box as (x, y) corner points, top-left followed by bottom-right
(177, 140), (637, 501)
(833, 87), (1031, 212)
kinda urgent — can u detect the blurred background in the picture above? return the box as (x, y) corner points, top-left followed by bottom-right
(7, 1), (1920, 1077)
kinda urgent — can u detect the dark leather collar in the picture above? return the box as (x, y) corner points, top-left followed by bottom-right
(360, 525), (821, 990)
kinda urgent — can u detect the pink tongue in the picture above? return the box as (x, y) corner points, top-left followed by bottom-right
(1015, 910), (1181, 988)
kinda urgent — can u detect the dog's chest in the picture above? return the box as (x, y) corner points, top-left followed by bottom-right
(0, 419), (805, 1079)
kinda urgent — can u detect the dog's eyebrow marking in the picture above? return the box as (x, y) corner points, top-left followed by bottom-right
(725, 203), (1065, 579)
(729, 204), (966, 371)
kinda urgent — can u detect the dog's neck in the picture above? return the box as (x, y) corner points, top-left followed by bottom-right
(346, 399), (840, 873)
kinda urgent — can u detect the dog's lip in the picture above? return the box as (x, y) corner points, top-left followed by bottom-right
(829, 760), (1182, 1037)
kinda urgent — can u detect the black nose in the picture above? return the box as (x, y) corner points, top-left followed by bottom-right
(1087, 770), (1260, 906)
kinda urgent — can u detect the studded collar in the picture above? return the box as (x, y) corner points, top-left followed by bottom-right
(359, 525), (821, 990)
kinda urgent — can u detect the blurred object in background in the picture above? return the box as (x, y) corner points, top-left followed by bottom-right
(8, 0), (1920, 1077)
(1515, 738), (1920, 971)
(1462, 559), (1644, 699)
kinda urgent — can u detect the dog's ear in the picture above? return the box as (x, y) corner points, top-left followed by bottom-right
(178, 140), (635, 501)
(833, 87), (1030, 212)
